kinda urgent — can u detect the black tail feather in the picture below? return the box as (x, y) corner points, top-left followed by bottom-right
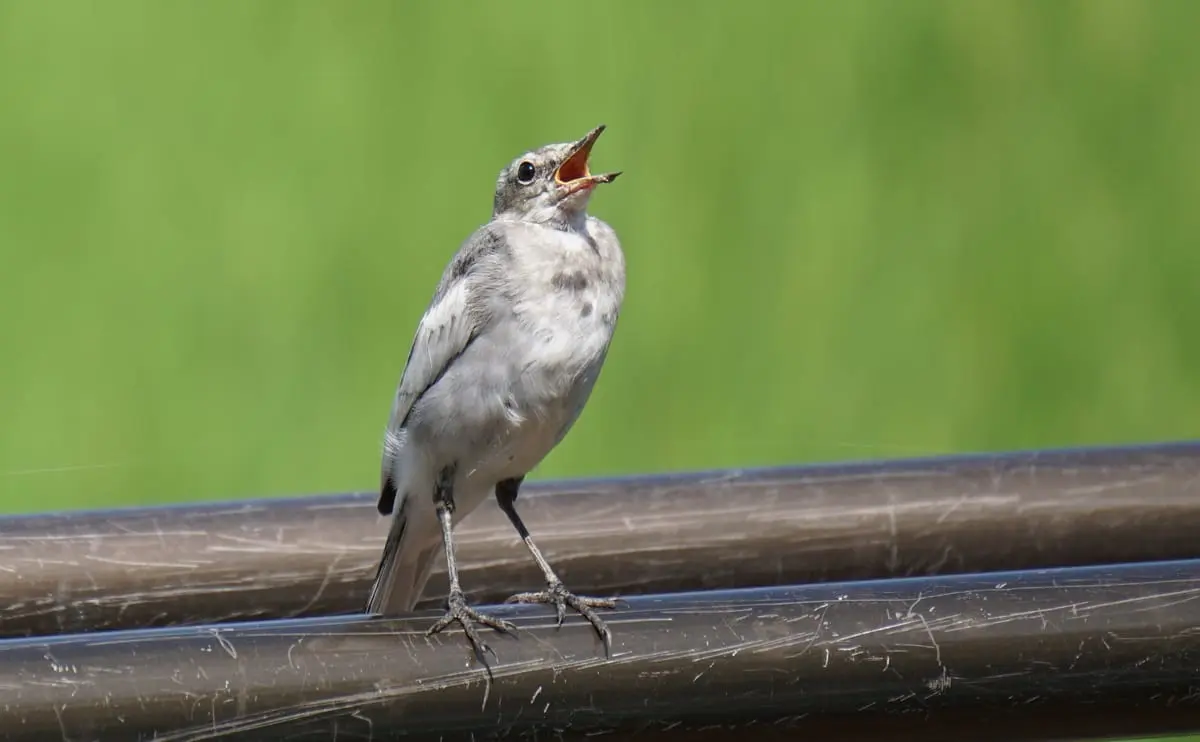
(377, 475), (398, 515)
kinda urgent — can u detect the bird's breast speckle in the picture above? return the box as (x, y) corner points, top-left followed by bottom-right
(551, 271), (589, 292)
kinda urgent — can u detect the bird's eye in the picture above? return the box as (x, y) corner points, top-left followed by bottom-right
(517, 161), (537, 184)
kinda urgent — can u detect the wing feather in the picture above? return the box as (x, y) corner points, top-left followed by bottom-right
(376, 225), (508, 514)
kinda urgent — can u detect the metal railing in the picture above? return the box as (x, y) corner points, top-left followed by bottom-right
(2, 441), (1199, 740)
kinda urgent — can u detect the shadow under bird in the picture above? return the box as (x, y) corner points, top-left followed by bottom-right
(366, 125), (625, 660)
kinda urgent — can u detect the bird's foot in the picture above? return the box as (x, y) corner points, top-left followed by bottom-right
(506, 580), (617, 655)
(427, 589), (517, 662)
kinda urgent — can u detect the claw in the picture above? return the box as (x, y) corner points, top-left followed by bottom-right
(428, 590), (516, 663)
(506, 581), (617, 656)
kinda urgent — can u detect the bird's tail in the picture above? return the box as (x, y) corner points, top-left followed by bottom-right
(366, 494), (441, 615)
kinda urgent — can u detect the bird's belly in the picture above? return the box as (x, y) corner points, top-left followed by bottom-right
(411, 304), (613, 485)
(496, 349), (604, 462)
(489, 407), (576, 478)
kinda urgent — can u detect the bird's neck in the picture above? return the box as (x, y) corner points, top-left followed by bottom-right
(549, 209), (589, 234)
(499, 207), (589, 234)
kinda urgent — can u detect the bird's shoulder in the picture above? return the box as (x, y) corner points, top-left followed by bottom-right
(379, 222), (513, 476)
(585, 215), (622, 255)
(432, 221), (515, 301)
(585, 214), (618, 241)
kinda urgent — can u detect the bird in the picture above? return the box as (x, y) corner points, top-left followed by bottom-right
(365, 124), (625, 661)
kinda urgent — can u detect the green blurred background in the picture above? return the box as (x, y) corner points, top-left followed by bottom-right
(0, 2), (1197, 739)
(7, 1), (1198, 515)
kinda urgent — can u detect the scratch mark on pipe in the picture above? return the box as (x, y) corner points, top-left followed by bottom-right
(208, 628), (237, 660)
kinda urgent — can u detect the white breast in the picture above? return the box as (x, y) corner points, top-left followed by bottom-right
(477, 220), (624, 479)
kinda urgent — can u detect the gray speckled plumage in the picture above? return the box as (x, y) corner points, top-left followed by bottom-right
(366, 126), (625, 644)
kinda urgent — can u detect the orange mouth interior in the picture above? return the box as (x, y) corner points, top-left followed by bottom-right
(555, 145), (592, 184)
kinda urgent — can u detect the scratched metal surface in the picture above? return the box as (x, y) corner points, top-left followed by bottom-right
(2, 442), (1200, 639)
(1, 560), (1198, 741)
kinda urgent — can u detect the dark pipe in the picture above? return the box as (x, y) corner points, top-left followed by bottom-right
(2, 560), (1198, 741)
(2, 441), (1200, 638)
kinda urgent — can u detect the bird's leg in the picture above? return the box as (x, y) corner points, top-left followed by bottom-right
(496, 476), (617, 655)
(426, 466), (516, 661)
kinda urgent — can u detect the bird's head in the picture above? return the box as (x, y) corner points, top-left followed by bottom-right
(492, 125), (620, 227)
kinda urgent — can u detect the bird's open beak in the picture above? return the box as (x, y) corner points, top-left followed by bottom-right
(555, 125), (621, 196)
